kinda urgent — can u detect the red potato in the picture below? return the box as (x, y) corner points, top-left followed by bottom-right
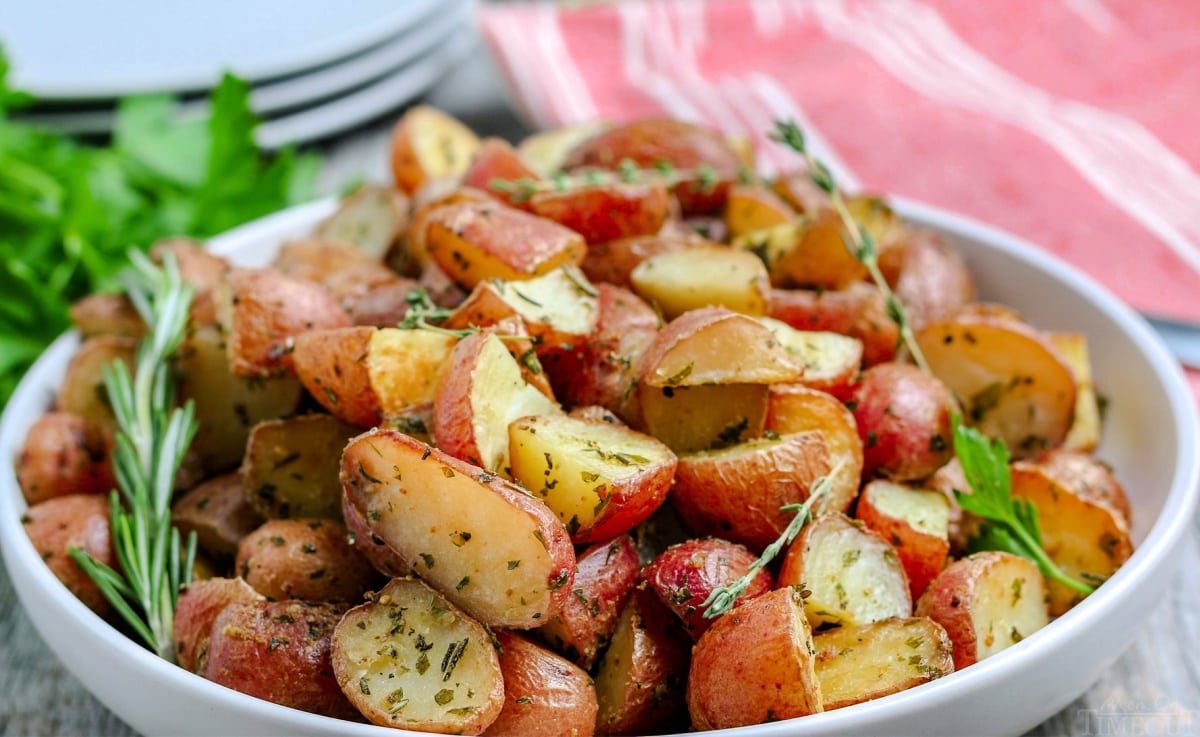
(849, 362), (956, 481)
(884, 226), (976, 331)
(517, 119), (615, 176)
(778, 512), (912, 628)
(433, 330), (561, 474)
(671, 432), (833, 552)
(772, 170), (831, 214)
(205, 600), (358, 720)
(22, 494), (115, 615)
(770, 210), (870, 290)
(857, 480), (951, 601)
(724, 183), (795, 238)
(424, 201), (587, 290)
(638, 383), (770, 455)
(768, 282), (900, 366)
(56, 335), (136, 433)
(813, 617), (955, 710)
(171, 473), (264, 560)
(562, 118), (743, 214)
(150, 238), (230, 293)
(529, 181), (672, 244)
(687, 587), (823, 730)
(173, 577), (264, 673)
(538, 536), (640, 670)
(462, 137), (544, 208)
(579, 233), (698, 289)
(640, 307), (800, 388)
(593, 589), (691, 736)
(759, 319), (864, 398)
(915, 551), (1049, 670)
(69, 293), (145, 340)
(486, 631), (598, 737)
(241, 414), (361, 521)
(341, 429), (576, 628)
(765, 385), (865, 514)
(1033, 448), (1131, 526)
(405, 187), (494, 274)
(215, 268), (352, 378)
(341, 492), (408, 578)
(389, 105), (481, 195)
(332, 577), (504, 734)
(16, 412), (114, 505)
(1048, 332), (1102, 452)
(236, 519), (382, 603)
(641, 538), (773, 641)
(916, 306), (1077, 457)
(507, 414), (676, 543)
(629, 244), (771, 319)
(274, 239), (417, 328)
(314, 183), (410, 261)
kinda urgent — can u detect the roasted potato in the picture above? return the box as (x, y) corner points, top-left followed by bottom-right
(461, 137), (543, 208)
(580, 233), (697, 289)
(884, 225), (976, 330)
(56, 335), (136, 433)
(765, 384), (864, 514)
(1048, 332), (1102, 453)
(21, 494), (115, 615)
(1032, 448), (1131, 526)
(724, 183), (795, 238)
(630, 244), (770, 319)
(529, 181), (672, 244)
(390, 105), (481, 195)
(331, 577), (504, 733)
(856, 480), (951, 601)
(813, 617), (954, 710)
(314, 183), (409, 261)
(173, 577), (264, 673)
(241, 414), (360, 520)
(849, 362), (956, 481)
(487, 630), (598, 737)
(16, 411), (114, 505)
(517, 119), (614, 176)
(236, 518), (381, 603)
(760, 318), (864, 397)
(171, 473), (264, 560)
(768, 281), (899, 366)
(69, 293), (145, 339)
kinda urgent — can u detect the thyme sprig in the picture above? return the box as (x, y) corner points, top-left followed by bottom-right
(701, 460), (845, 619)
(68, 251), (198, 661)
(489, 157), (722, 204)
(770, 120), (929, 373)
(398, 288), (526, 342)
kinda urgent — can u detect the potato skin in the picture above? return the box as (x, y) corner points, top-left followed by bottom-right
(856, 481), (950, 602)
(341, 492), (409, 578)
(641, 538), (773, 641)
(850, 362), (956, 481)
(486, 631), (598, 737)
(16, 411), (114, 505)
(687, 587), (822, 730)
(767, 282), (899, 366)
(171, 473), (263, 560)
(174, 577), (264, 673)
(529, 182), (671, 244)
(56, 335), (136, 432)
(205, 600), (358, 720)
(292, 326), (382, 427)
(580, 234), (696, 289)
(765, 385), (864, 514)
(69, 293), (145, 339)
(1033, 449), (1132, 526)
(236, 518), (381, 603)
(887, 227), (976, 331)
(22, 494), (115, 615)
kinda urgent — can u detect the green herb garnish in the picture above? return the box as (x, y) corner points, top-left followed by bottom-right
(951, 414), (1094, 595)
(67, 252), (200, 661)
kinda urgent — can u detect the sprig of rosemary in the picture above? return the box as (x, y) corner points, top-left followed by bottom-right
(770, 120), (929, 373)
(68, 251), (198, 662)
(701, 460), (845, 619)
(489, 157), (722, 204)
(950, 415), (1094, 595)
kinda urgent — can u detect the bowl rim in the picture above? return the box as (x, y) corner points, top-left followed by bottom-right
(1, 196), (1196, 736)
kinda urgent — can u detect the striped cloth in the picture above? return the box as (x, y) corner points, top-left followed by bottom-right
(478, 0), (1200, 396)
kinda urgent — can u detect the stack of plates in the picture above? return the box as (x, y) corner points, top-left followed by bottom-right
(2, 0), (476, 146)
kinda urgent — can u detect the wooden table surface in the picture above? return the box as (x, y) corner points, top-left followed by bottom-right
(1, 51), (1198, 737)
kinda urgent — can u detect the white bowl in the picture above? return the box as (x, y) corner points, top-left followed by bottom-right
(1, 198), (1196, 737)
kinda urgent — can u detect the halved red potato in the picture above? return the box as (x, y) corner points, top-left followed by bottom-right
(461, 137), (544, 208)
(849, 362), (956, 481)
(1010, 462), (1132, 614)
(425, 201), (587, 289)
(629, 244), (770, 319)
(22, 494), (114, 615)
(537, 535), (640, 670)
(638, 383), (769, 455)
(724, 183), (795, 238)
(272, 238), (403, 306)
(241, 414), (360, 520)
(433, 330), (561, 474)
(16, 411), (114, 505)
(916, 306), (1077, 457)
(69, 293), (145, 340)
(487, 630), (598, 737)
(1032, 448), (1131, 526)
(687, 587), (822, 730)
(759, 318), (864, 397)
(178, 324), (303, 472)
(885, 226), (976, 330)
(405, 187), (494, 274)
(639, 307), (800, 388)
(173, 577), (264, 673)
(771, 210), (868, 290)
(562, 118), (742, 214)
(341, 491), (408, 578)
(331, 577), (504, 733)
(171, 473), (263, 561)
(215, 268), (352, 378)
(765, 385), (864, 514)
(580, 233), (699, 289)
(814, 617), (954, 710)
(205, 600), (358, 720)
(56, 335), (136, 433)
(767, 282), (900, 366)
(507, 414), (676, 543)
(1048, 332), (1102, 452)
(529, 181), (672, 244)
(594, 589), (691, 736)
(857, 480), (951, 601)
(517, 119), (614, 175)
(641, 538), (773, 641)
(314, 184), (410, 261)
(778, 512), (912, 628)
(390, 105), (481, 195)
(671, 432), (833, 552)
(341, 429), (575, 628)
(236, 518), (381, 603)
(915, 551), (1049, 670)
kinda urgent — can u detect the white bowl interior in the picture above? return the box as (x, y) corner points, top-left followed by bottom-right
(1, 197), (1195, 737)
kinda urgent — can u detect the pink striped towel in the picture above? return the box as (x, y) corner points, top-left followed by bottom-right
(478, 0), (1200, 397)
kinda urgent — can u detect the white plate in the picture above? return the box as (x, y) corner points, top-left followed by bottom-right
(10, 1), (473, 139)
(2, 0), (442, 99)
(0, 198), (1196, 737)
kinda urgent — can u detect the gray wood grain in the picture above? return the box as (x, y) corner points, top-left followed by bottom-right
(2, 51), (1198, 737)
